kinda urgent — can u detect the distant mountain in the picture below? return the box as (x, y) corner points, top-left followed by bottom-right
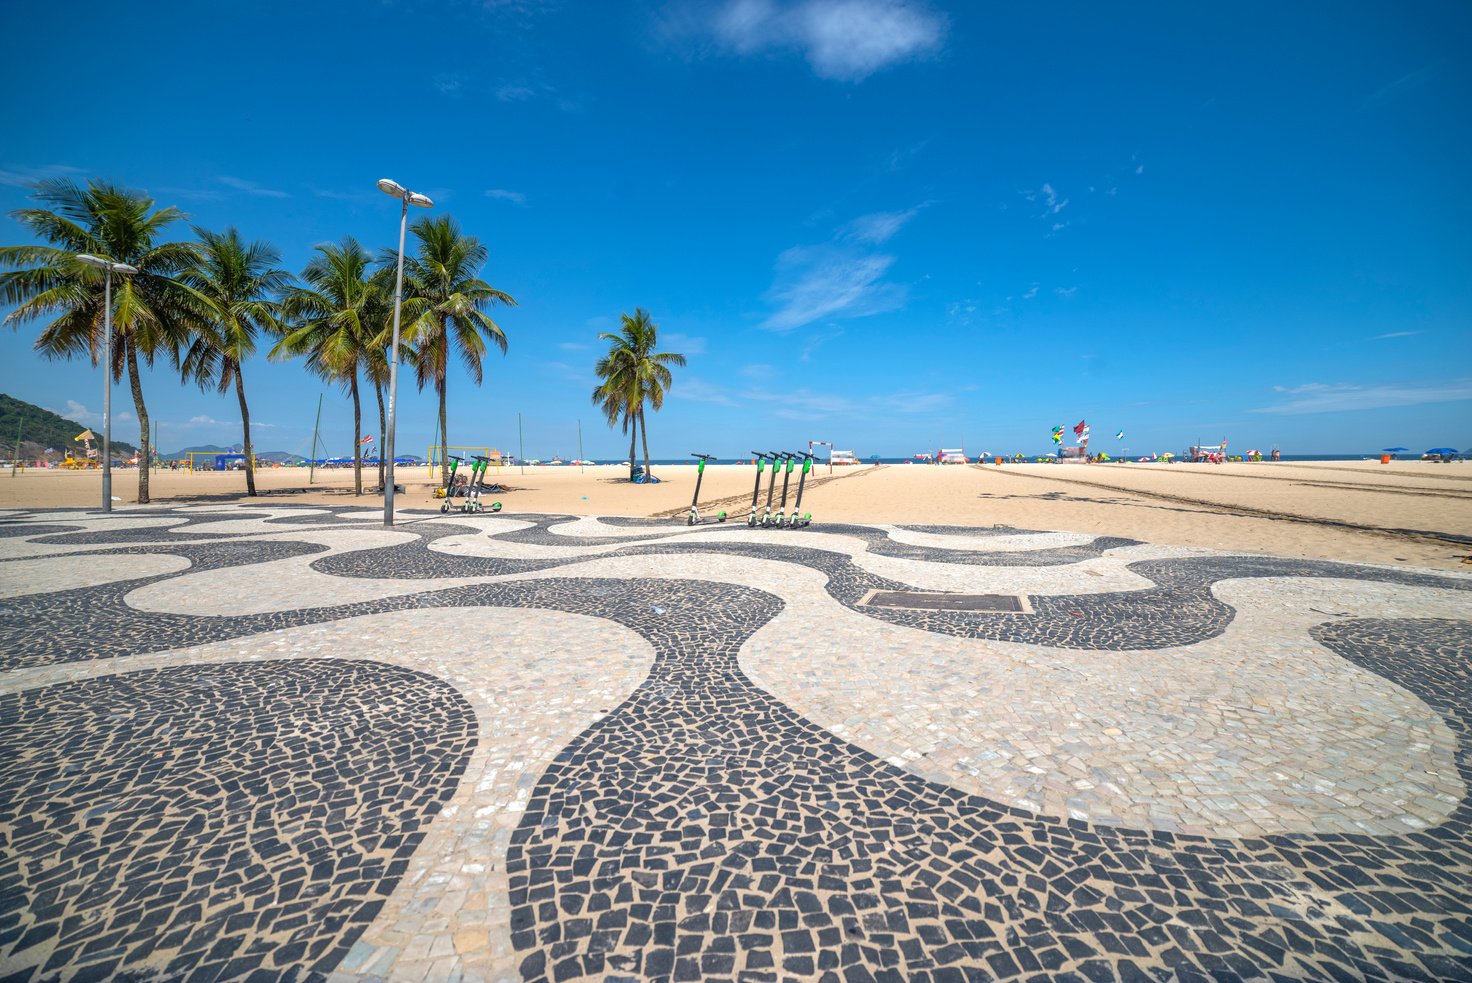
(1, 392), (138, 459)
(163, 444), (305, 464)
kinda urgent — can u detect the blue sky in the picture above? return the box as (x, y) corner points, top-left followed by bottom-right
(2, 0), (1469, 459)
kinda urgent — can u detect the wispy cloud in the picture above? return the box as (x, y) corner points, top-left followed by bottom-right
(557, 341), (588, 351)
(675, 378), (948, 421)
(1022, 284), (1038, 300)
(759, 205), (924, 331)
(1365, 63), (1440, 109)
(1054, 286), (1077, 299)
(485, 188), (528, 206)
(1251, 380), (1472, 415)
(1372, 330), (1422, 340)
(706, 0), (947, 81)
(740, 363), (775, 380)
(219, 176), (289, 199)
(1023, 182), (1068, 216)
(537, 361), (588, 383)
(433, 72), (470, 95)
(662, 332), (707, 356)
(0, 162), (85, 188)
(496, 81), (539, 102)
(840, 204), (925, 244)
(760, 246), (904, 331)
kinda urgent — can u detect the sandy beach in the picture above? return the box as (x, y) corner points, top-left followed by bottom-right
(4, 459), (1468, 570)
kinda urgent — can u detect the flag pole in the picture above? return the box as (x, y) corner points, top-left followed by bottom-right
(577, 419), (584, 473)
(518, 413), (525, 476)
(308, 393), (323, 484)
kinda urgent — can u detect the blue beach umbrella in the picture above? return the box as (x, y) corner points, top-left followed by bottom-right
(1381, 446), (1409, 452)
(1424, 447), (1458, 455)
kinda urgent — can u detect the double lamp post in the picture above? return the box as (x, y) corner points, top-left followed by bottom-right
(376, 179), (433, 528)
(76, 253), (138, 513)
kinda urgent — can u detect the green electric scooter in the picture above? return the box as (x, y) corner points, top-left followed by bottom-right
(686, 453), (727, 525)
(783, 451), (814, 528)
(746, 451), (768, 526)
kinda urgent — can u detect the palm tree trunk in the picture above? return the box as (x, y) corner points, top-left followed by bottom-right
(234, 365), (256, 497)
(350, 372), (363, 495)
(639, 407), (651, 484)
(627, 418), (637, 481)
(375, 380), (386, 491)
(438, 379), (449, 486)
(126, 339), (150, 504)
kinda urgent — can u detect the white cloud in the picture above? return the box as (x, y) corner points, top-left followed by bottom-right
(1022, 284), (1038, 300)
(1364, 63), (1440, 110)
(1252, 380), (1472, 415)
(1372, 330), (1422, 340)
(0, 162), (86, 188)
(219, 176), (289, 199)
(740, 363), (776, 380)
(485, 188), (528, 206)
(711, 0), (946, 81)
(433, 72), (469, 94)
(1054, 286), (1077, 299)
(558, 341), (588, 351)
(760, 245), (904, 331)
(840, 205), (923, 244)
(672, 377), (737, 406)
(662, 332), (707, 356)
(1135, 164), (1144, 175)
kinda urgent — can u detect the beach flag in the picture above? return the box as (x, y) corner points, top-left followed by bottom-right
(1078, 426), (1091, 444)
(359, 435), (374, 445)
(1115, 430), (1125, 440)
(1073, 419), (1087, 437)
(1050, 426), (1064, 444)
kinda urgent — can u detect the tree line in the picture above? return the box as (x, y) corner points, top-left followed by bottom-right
(0, 178), (686, 503)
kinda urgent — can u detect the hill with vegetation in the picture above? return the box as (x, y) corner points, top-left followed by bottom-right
(1, 393), (137, 460)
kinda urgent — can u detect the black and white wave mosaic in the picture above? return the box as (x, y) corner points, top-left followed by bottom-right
(1, 504), (1470, 982)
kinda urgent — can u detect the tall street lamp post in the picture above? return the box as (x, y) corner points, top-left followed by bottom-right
(76, 254), (138, 513)
(376, 179), (434, 527)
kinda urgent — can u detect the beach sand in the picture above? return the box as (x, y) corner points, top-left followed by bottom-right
(2, 459), (1468, 570)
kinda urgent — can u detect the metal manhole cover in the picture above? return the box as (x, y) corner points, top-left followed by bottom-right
(861, 590), (1029, 613)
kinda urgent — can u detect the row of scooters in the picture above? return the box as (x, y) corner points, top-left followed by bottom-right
(440, 455), (503, 513)
(686, 451), (814, 528)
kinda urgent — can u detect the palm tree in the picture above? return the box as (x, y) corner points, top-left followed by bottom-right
(393, 215), (515, 483)
(179, 227), (292, 497)
(0, 179), (202, 503)
(592, 309), (685, 482)
(273, 238), (385, 495)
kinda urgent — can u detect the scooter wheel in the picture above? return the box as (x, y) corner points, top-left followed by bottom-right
(440, 503), (449, 513)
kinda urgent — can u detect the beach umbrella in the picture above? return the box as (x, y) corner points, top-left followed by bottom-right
(1382, 447), (1409, 453)
(1424, 447), (1458, 455)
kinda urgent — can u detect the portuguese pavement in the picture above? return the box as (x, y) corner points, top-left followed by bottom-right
(0, 503), (1470, 982)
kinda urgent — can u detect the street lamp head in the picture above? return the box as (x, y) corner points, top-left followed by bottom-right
(77, 254), (139, 275)
(409, 193), (434, 208)
(377, 178), (408, 197)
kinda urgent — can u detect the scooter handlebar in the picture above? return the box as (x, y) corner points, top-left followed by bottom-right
(691, 453), (717, 461)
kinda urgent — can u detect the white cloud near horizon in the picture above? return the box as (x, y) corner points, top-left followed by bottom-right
(1372, 330), (1422, 340)
(219, 176), (289, 199)
(1252, 380), (1472, 415)
(710, 0), (946, 81)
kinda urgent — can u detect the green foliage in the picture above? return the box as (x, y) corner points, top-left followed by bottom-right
(0, 392), (137, 456)
(592, 309), (686, 480)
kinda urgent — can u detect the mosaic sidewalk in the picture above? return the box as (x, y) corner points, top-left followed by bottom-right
(1, 503), (1470, 983)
